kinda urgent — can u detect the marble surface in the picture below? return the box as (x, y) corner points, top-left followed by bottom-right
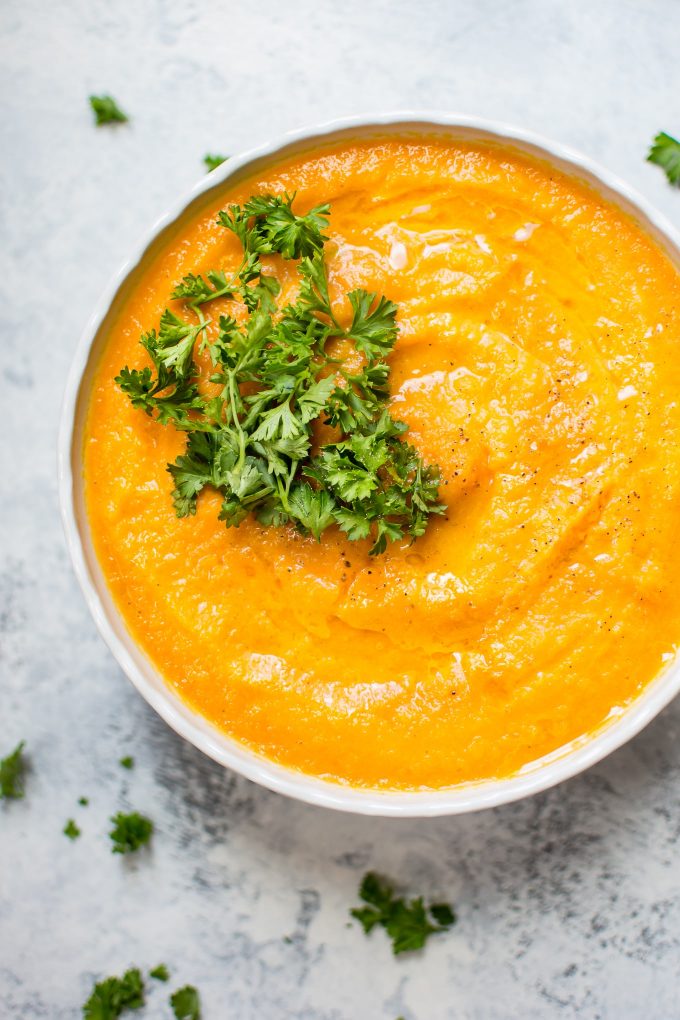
(3, 1), (680, 1017)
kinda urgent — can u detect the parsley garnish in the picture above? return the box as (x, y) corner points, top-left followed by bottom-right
(170, 985), (201, 1020)
(350, 872), (455, 955)
(109, 811), (153, 854)
(204, 154), (228, 172)
(116, 193), (444, 555)
(0, 741), (26, 799)
(64, 818), (81, 840)
(119, 756), (134, 770)
(79, 796), (90, 806)
(648, 131), (680, 185)
(149, 964), (170, 982)
(89, 95), (128, 126)
(82, 967), (144, 1018)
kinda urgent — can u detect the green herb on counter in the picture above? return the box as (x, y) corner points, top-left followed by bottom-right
(204, 154), (228, 172)
(119, 756), (134, 770)
(351, 872), (455, 955)
(170, 984), (201, 1020)
(79, 796), (90, 806)
(149, 965), (170, 982)
(64, 819), (81, 841)
(109, 811), (153, 854)
(82, 967), (144, 1018)
(0, 741), (27, 799)
(89, 95), (128, 126)
(648, 131), (680, 185)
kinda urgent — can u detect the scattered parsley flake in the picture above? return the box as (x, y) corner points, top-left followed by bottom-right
(117, 193), (444, 554)
(648, 131), (680, 185)
(350, 872), (455, 955)
(82, 967), (144, 1018)
(149, 964), (170, 982)
(109, 811), (153, 854)
(79, 796), (89, 806)
(89, 95), (128, 126)
(429, 902), (455, 927)
(0, 741), (27, 799)
(119, 756), (134, 770)
(64, 819), (81, 841)
(204, 154), (228, 172)
(170, 985), (201, 1020)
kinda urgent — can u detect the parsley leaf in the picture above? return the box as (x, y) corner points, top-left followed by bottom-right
(153, 310), (208, 380)
(0, 741), (26, 799)
(171, 270), (238, 307)
(119, 756), (134, 770)
(288, 483), (336, 539)
(168, 430), (241, 517)
(219, 192), (330, 259)
(82, 967), (144, 1019)
(345, 290), (399, 362)
(204, 153), (228, 172)
(109, 811), (153, 854)
(89, 95), (128, 126)
(149, 964), (170, 982)
(648, 131), (680, 185)
(115, 354), (204, 430)
(64, 819), (81, 840)
(79, 796), (89, 806)
(430, 903), (456, 926)
(118, 192), (445, 553)
(294, 252), (335, 320)
(351, 872), (455, 955)
(170, 985), (201, 1020)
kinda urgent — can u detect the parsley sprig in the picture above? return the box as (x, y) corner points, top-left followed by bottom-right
(83, 967), (144, 1018)
(648, 131), (680, 185)
(116, 192), (444, 555)
(204, 154), (228, 172)
(82, 969), (200, 1019)
(0, 741), (27, 799)
(64, 818), (81, 841)
(351, 872), (455, 955)
(170, 985), (201, 1019)
(89, 95), (128, 126)
(109, 811), (153, 854)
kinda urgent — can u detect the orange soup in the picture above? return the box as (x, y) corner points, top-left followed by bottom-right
(84, 138), (680, 789)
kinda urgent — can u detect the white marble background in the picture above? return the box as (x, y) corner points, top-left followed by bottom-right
(2, 1), (680, 1017)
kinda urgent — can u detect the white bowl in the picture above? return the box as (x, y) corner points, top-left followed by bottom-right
(59, 113), (680, 816)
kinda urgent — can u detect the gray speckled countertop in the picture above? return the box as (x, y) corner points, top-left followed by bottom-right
(3, 2), (680, 1017)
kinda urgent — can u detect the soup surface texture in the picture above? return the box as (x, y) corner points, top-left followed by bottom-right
(84, 138), (680, 790)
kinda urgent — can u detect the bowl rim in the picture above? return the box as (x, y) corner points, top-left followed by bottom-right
(58, 110), (680, 817)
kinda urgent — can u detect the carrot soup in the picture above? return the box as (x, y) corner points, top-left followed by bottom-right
(83, 139), (680, 789)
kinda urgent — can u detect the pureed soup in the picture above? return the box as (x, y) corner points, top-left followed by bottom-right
(84, 137), (680, 790)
